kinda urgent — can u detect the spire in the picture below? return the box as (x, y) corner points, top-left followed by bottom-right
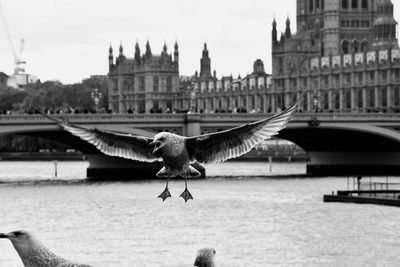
(163, 42), (167, 53)
(145, 40), (152, 58)
(119, 43), (123, 56)
(285, 16), (291, 38)
(134, 41), (141, 63)
(202, 43), (209, 58)
(174, 40), (179, 64)
(200, 43), (211, 79)
(108, 44), (114, 70)
(272, 18), (278, 44)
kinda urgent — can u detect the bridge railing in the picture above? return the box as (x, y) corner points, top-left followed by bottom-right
(0, 112), (398, 124)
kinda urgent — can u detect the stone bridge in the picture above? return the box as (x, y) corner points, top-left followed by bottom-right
(0, 112), (400, 177)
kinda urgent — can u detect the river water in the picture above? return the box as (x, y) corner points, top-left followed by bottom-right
(0, 161), (399, 267)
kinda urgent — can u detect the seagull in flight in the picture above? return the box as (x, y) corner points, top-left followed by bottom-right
(37, 95), (301, 202)
(0, 230), (92, 267)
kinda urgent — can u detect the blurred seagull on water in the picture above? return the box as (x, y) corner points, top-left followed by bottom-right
(0, 230), (92, 267)
(194, 247), (216, 267)
(37, 95), (302, 202)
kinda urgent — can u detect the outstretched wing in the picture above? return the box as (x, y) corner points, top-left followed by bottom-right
(38, 111), (160, 162)
(186, 95), (302, 164)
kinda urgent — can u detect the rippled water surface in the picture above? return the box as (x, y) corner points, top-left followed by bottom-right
(0, 161), (400, 267)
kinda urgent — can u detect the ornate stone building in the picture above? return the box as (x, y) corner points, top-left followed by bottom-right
(192, 44), (272, 113)
(107, 41), (180, 113)
(271, 0), (400, 112)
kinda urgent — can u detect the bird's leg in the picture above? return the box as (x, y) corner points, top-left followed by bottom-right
(180, 173), (193, 202)
(157, 175), (171, 201)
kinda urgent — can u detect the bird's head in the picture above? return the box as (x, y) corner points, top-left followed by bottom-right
(194, 247), (216, 267)
(0, 230), (37, 252)
(149, 132), (170, 155)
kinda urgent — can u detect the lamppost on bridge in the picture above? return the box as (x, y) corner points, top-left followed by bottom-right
(313, 95), (319, 113)
(91, 88), (103, 113)
(189, 83), (198, 113)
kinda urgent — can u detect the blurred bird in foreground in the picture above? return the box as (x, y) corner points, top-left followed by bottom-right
(0, 230), (92, 267)
(1, 230), (216, 267)
(37, 95), (301, 202)
(194, 248), (216, 267)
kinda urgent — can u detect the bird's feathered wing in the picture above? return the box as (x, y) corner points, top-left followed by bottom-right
(37, 111), (160, 163)
(186, 95), (302, 164)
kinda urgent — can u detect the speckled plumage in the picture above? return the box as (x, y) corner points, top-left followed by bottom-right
(0, 231), (92, 267)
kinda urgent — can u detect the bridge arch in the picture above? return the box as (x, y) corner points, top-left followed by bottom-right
(279, 123), (400, 175)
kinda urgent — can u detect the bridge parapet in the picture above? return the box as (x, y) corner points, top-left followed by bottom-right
(0, 113), (398, 125)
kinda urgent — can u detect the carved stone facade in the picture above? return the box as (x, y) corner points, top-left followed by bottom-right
(192, 44), (272, 113)
(107, 41), (180, 113)
(272, 0), (400, 112)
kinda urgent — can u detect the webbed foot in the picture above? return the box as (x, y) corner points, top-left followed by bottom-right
(157, 187), (171, 201)
(180, 188), (193, 203)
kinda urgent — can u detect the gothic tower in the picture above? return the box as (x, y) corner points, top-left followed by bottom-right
(372, 0), (398, 49)
(200, 43), (211, 79)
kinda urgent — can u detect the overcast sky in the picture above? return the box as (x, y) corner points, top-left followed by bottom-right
(0, 0), (399, 84)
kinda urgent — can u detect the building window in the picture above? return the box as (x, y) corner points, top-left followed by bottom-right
(357, 72), (363, 84)
(138, 100), (145, 113)
(153, 76), (159, 92)
(352, 0), (358, 8)
(395, 86), (400, 106)
(368, 88), (374, 107)
(334, 92), (340, 109)
(345, 90), (351, 109)
(309, 0), (314, 12)
(345, 74), (351, 85)
(290, 78), (297, 89)
(394, 69), (400, 80)
(166, 77), (172, 92)
(342, 0), (348, 9)
(361, 0), (368, 9)
(322, 75), (329, 87)
(302, 77), (308, 87)
(342, 40), (350, 54)
(352, 40), (360, 52)
(357, 89), (363, 108)
(139, 77), (145, 92)
(323, 92), (329, 110)
(381, 87), (387, 107)
(380, 70), (387, 81)
(369, 71), (375, 82)
(333, 75), (340, 87)
(361, 40), (368, 52)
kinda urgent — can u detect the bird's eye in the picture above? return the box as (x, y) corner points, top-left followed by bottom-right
(14, 231), (24, 237)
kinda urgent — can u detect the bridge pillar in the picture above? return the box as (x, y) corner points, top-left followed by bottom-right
(85, 154), (205, 180)
(184, 114), (201, 136)
(306, 151), (400, 176)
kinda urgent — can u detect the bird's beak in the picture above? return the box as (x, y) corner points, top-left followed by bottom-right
(149, 140), (155, 146)
(152, 142), (161, 154)
(0, 233), (9, 238)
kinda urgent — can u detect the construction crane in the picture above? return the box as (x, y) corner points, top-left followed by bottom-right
(0, 0), (28, 88)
